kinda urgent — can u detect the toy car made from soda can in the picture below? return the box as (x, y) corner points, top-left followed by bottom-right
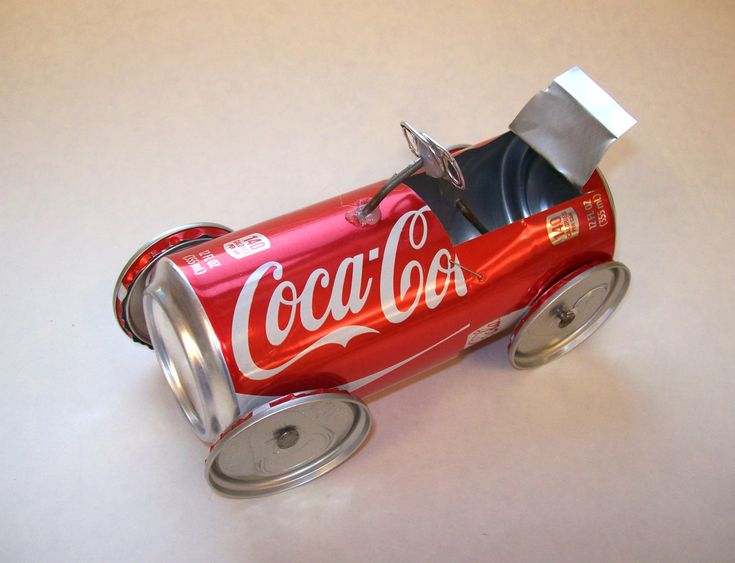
(113, 67), (636, 497)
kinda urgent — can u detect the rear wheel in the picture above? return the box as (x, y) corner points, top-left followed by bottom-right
(112, 222), (232, 347)
(508, 261), (631, 369)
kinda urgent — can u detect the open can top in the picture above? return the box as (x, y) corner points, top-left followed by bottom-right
(113, 222), (232, 347)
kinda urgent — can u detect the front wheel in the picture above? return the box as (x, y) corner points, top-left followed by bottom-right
(205, 390), (372, 498)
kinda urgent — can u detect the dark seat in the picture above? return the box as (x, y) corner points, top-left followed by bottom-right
(404, 132), (579, 245)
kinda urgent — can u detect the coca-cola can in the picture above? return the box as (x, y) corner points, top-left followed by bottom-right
(114, 67), (635, 497)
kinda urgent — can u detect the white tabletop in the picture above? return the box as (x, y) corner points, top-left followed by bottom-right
(2, 2), (734, 561)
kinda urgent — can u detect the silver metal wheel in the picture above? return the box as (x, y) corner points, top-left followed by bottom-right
(508, 261), (631, 369)
(113, 222), (232, 347)
(206, 391), (372, 498)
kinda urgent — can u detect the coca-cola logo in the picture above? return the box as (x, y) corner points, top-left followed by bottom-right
(232, 206), (468, 380)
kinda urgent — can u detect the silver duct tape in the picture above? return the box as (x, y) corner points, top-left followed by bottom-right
(509, 67), (636, 187)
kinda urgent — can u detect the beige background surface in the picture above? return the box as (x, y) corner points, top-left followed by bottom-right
(2, 1), (734, 561)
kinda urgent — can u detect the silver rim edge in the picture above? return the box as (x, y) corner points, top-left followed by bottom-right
(206, 392), (372, 498)
(112, 222), (232, 346)
(508, 261), (631, 369)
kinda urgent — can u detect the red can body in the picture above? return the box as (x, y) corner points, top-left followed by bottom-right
(115, 66), (635, 496)
(143, 152), (615, 442)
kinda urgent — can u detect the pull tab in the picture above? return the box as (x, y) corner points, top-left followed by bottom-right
(349, 122), (465, 226)
(400, 122), (466, 190)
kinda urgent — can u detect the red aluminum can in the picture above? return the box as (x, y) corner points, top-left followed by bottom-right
(114, 68), (635, 497)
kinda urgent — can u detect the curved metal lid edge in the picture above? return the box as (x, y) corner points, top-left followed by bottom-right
(205, 390), (372, 498)
(508, 260), (631, 369)
(113, 222), (232, 347)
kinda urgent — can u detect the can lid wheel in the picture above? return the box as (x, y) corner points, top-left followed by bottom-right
(508, 261), (631, 368)
(206, 391), (372, 498)
(112, 223), (232, 348)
